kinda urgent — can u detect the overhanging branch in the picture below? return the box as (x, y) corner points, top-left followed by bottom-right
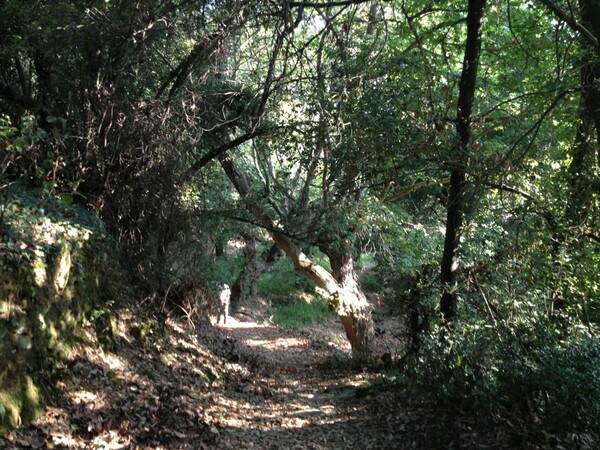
(289, 0), (370, 8)
(183, 129), (266, 181)
(537, 0), (600, 52)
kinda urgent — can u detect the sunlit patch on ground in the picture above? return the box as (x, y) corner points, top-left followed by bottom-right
(68, 390), (107, 410)
(216, 315), (271, 328)
(81, 346), (129, 372)
(244, 337), (307, 349)
(1, 300), (531, 450)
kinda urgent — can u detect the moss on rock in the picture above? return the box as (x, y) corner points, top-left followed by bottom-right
(0, 375), (43, 435)
(0, 183), (114, 434)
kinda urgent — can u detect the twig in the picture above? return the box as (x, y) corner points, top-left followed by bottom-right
(537, 0), (600, 52)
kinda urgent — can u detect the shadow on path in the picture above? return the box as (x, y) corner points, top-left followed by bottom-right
(1, 306), (521, 449)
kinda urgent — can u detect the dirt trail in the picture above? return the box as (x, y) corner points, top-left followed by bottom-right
(204, 315), (385, 449)
(1, 305), (520, 450)
(193, 312), (515, 450)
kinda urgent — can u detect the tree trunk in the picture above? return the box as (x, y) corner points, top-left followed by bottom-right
(325, 244), (374, 353)
(406, 272), (429, 355)
(230, 236), (282, 313)
(566, 116), (594, 228)
(548, 0), (600, 312)
(568, 0), (600, 212)
(230, 232), (259, 313)
(440, 0), (486, 322)
(579, 0), (600, 157)
(276, 238), (373, 354)
(218, 152), (374, 353)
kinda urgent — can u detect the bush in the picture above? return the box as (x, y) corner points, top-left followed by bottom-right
(505, 334), (600, 434)
(403, 317), (600, 436)
(271, 295), (330, 329)
(258, 257), (313, 296)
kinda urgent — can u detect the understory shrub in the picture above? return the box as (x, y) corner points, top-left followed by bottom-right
(271, 295), (330, 329)
(404, 317), (600, 436)
(258, 257), (313, 296)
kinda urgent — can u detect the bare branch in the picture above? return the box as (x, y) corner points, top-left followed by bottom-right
(537, 0), (600, 52)
(289, 0), (371, 8)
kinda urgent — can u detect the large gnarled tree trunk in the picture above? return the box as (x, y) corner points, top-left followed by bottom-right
(219, 152), (374, 353)
(324, 244), (374, 352)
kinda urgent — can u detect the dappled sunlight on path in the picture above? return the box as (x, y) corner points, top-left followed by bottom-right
(244, 337), (306, 349)
(1, 304), (523, 449)
(201, 311), (515, 450)
(203, 315), (374, 449)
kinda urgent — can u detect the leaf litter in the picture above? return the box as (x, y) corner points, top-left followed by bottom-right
(0, 299), (593, 449)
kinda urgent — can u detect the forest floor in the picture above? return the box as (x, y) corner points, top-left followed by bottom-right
(0, 296), (590, 449)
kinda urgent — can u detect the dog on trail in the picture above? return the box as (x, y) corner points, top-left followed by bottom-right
(215, 282), (231, 325)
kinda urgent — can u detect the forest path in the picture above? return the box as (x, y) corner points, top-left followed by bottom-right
(205, 314), (397, 449)
(200, 312), (513, 450)
(1, 305), (518, 449)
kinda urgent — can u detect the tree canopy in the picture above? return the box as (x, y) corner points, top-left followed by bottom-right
(2, 0), (600, 438)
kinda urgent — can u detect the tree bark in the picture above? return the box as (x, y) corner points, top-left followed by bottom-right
(324, 243), (374, 352)
(566, 0), (600, 225)
(230, 236), (282, 313)
(218, 151), (374, 353)
(538, 0), (600, 52)
(548, 0), (600, 312)
(440, 0), (486, 322)
(555, 0), (600, 241)
(578, 0), (600, 160)
(540, 0), (600, 153)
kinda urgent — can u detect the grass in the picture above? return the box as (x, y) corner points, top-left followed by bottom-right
(258, 257), (313, 296)
(271, 295), (331, 329)
(258, 253), (330, 329)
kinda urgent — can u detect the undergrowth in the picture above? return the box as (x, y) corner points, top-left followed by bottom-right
(398, 316), (600, 438)
(258, 257), (313, 296)
(257, 254), (332, 329)
(270, 295), (330, 329)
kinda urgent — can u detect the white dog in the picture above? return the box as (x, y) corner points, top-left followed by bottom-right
(216, 282), (231, 324)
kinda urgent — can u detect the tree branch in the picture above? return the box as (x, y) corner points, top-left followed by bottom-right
(483, 182), (536, 202)
(289, 0), (370, 8)
(155, 4), (250, 101)
(182, 129), (266, 181)
(218, 151), (342, 295)
(537, 0), (600, 52)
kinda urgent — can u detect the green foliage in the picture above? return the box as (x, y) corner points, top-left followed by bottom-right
(402, 316), (600, 435)
(257, 255), (329, 329)
(207, 256), (241, 287)
(517, 336), (600, 434)
(1, 183), (113, 433)
(0, 376), (43, 435)
(0, 117), (17, 141)
(1, 0), (599, 438)
(360, 275), (381, 293)
(271, 295), (330, 330)
(258, 257), (314, 296)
